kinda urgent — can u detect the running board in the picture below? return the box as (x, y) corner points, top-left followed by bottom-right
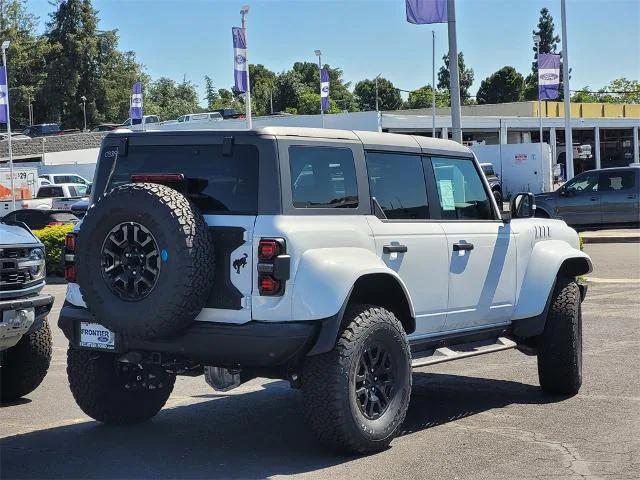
(411, 336), (517, 368)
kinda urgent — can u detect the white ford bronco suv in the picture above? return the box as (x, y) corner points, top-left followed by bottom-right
(1, 220), (54, 401)
(59, 127), (592, 453)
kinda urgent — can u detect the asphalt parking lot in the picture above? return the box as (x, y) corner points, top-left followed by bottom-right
(1, 243), (638, 480)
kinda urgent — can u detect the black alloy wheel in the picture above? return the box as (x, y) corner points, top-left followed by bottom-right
(355, 342), (396, 420)
(101, 221), (161, 301)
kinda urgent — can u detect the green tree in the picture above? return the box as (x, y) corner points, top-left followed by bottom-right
(437, 52), (475, 104)
(203, 75), (219, 110)
(41, 0), (102, 128)
(523, 8), (562, 101)
(476, 66), (524, 104)
(0, 0), (51, 127)
(602, 78), (640, 104)
(570, 87), (599, 103)
(249, 64), (276, 115)
(292, 62), (358, 112)
(297, 91), (340, 115)
(353, 77), (402, 111)
(273, 69), (309, 113)
(404, 85), (450, 109)
(144, 77), (200, 120)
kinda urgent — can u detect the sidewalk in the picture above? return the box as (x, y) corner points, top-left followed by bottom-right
(581, 228), (640, 244)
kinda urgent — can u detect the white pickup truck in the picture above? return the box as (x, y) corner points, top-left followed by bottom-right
(10, 183), (89, 212)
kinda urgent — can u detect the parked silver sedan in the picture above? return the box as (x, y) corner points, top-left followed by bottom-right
(535, 165), (640, 229)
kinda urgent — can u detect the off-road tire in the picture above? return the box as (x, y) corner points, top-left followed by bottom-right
(302, 305), (411, 454)
(76, 183), (214, 339)
(537, 278), (582, 395)
(0, 320), (52, 401)
(67, 347), (175, 424)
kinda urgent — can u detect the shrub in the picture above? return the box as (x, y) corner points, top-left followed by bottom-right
(32, 224), (75, 276)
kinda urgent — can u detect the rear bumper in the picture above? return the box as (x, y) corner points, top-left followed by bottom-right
(58, 302), (320, 368)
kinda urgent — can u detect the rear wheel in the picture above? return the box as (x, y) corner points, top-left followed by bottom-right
(302, 305), (411, 454)
(0, 320), (52, 401)
(67, 348), (175, 424)
(537, 278), (582, 395)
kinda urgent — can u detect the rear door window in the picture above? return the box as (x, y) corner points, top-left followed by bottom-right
(365, 152), (429, 220)
(598, 170), (635, 192)
(107, 144), (259, 214)
(289, 146), (358, 208)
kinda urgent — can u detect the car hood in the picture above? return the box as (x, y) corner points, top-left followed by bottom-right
(0, 223), (39, 246)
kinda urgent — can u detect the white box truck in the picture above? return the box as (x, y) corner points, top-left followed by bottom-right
(0, 167), (40, 214)
(470, 143), (553, 198)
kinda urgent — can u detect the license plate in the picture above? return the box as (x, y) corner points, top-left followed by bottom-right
(79, 322), (116, 350)
(2, 307), (35, 327)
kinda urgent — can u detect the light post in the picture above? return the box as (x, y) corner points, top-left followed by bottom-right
(80, 95), (87, 131)
(432, 30), (436, 138)
(560, 0), (574, 180)
(314, 49), (324, 128)
(240, 5), (252, 129)
(534, 34), (544, 169)
(374, 73), (382, 112)
(1, 39), (15, 212)
(27, 93), (33, 125)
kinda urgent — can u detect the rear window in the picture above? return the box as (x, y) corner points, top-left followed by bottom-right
(289, 146), (358, 208)
(481, 164), (495, 176)
(38, 186), (63, 198)
(105, 144), (259, 215)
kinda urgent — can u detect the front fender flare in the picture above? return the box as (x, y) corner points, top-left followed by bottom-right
(512, 240), (592, 337)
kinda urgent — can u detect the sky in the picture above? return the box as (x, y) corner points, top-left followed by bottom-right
(27, 0), (640, 104)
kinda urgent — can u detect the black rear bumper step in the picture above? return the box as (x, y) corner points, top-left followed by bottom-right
(58, 302), (320, 368)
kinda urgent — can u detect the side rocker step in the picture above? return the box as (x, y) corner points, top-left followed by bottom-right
(411, 336), (517, 368)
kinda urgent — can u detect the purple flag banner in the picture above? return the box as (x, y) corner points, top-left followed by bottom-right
(538, 53), (561, 100)
(130, 81), (143, 120)
(0, 66), (8, 124)
(320, 68), (329, 112)
(406, 0), (448, 24)
(232, 27), (248, 93)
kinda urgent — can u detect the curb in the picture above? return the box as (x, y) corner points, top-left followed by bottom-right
(581, 235), (640, 244)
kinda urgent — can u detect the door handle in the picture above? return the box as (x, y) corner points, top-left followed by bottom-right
(628, 195), (636, 199)
(383, 244), (408, 254)
(453, 242), (474, 252)
(590, 196), (599, 201)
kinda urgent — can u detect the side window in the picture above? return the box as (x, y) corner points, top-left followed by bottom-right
(289, 146), (358, 208)
(37, 187), (51, 198)
(599, 171), (635, 192)
(365, 152), (429, 220)
(430, 157), (494, 220)
(564, 172), (599, 194)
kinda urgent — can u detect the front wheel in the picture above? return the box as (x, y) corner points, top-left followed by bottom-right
(537, 278), (582, 395)
(0, 320), (52, 401)
(67, 348), (175, 424)
(302, 305), (411, 454)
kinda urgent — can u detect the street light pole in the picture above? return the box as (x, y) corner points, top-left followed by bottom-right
(560, 0), (574, 180)
(241, 5), (252, 129)
(315, 49), (324, 128)
(374, 73), (381, 112)
(534, 34), (544, 170)
(81, 95), (87, 131)
(2, 40), (15, 212)
(432, 30), (436, 138)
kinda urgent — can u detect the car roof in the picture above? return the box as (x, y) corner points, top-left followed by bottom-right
(107, 126), (474, 157)
(583, 165), (639, 174)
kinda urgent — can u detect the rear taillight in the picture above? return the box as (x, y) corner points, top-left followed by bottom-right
(64, 233), (77, 282)
(257, 238), (290, 296)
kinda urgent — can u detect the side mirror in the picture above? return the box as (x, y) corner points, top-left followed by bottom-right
(510, 192), (536, 219)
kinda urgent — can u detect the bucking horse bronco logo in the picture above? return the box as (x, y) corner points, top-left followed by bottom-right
(233, 253), (248, 274)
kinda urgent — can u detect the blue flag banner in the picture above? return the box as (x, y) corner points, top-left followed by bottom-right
(130, 81), (143, 120)
(0, 66), (8, 124)
(232, 27), (248, 93)
(538, 53), (561, 100)
(320, 68), (330, 112)
(406, 0), (448, 24)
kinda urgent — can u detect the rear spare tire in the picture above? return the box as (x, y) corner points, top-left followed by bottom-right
(76, 183), (214, 339)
